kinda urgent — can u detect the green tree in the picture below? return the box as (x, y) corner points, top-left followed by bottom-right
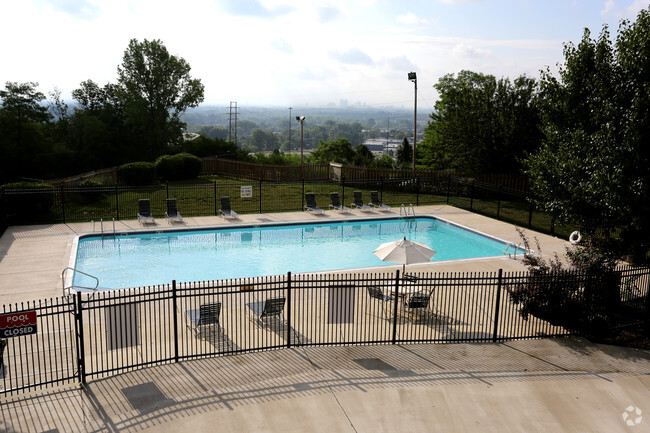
(0, 82), (50, 181)
(352, 144), (374, 166)
(0, 81), (49, 147)
(419, 70), (542, 174)
(309, 138), (355, 164)
(373, 154), (395, 169)
(245, 128), (279, 151)
(117, 38), (204, 158)
(526, 6), (650, 258)
(72, 80), (110, 113)
(69, 80), (131, 166)
(198, 125), (228, 140)
(396, 137), (412, 167)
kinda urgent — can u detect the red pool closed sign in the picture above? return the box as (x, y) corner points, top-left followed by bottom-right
(0, 311), (37, 338)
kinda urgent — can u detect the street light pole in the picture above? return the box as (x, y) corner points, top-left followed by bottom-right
(296, 116), (305, 179)
(408, 72), (417, 171)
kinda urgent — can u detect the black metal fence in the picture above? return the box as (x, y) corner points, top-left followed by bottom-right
(1, 266), (648, 396)
(0, 176), (571, 239)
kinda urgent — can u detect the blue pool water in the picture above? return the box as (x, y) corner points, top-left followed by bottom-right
(73, 217), (511, 289)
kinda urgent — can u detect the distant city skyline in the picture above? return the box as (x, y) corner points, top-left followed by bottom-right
(1, 1), (647, 112)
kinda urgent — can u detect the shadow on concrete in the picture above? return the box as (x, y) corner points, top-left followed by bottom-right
(2, 338), (649, 433)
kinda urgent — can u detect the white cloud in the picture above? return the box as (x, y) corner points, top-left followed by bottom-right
(217, 0), (294, 18)
(271, 39), (293, 54)
(317, 4), (342, 23)
(329, 47), (375, 65)
(381, 56), (417, 71)
(397, 12), (429, 25)
(0, 0), (612, 107)
(37, 0), (99, 19)
(451, 43), (492, 58)
(601, 0), (616, 17)
(600, 0), (647, 20)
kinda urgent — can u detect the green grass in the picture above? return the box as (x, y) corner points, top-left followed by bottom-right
(9, 176), (563, 238)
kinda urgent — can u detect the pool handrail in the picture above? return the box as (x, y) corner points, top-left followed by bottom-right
(61, 266), (100, 296)
(400, 204), (415, 218)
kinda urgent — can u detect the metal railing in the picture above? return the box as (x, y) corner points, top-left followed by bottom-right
(1, 266), (648, 396)
(0, 175), (572, 239)
(61, 267), (99, 296)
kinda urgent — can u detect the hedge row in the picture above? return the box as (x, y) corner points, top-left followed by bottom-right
(118, 153), (203, 185)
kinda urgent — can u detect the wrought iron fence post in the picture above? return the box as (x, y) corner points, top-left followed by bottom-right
(172, 280), (179, 363)
(75, 291), (87, 386)
(259, 178), (262, 214)
(286, 272), (292, 348)
(166, 182), (169, 200)
(214, 182), (217, 216)
(446, 174), (451, 204)
(497, 185), (503, 219)
(301, 179), (305, 211)
(60, 184), (66, 223)
(645, 271), (650, 335)
(528, 192), (534, 229)
(379, 176), (383, 202)
(416, 177), (420, 206)
(470, 180), (475, 210)
(115, 185), (120, 220)
(392, 270), (401, 344)
(492, 269), (503, 342)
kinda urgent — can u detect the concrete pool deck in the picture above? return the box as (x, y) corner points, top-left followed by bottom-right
(0, 204), (571, 305)
(1, 337), (649, 432)
(1, 206), (649, 432)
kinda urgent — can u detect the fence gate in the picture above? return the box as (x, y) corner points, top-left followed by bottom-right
(0, 296), (78, 396)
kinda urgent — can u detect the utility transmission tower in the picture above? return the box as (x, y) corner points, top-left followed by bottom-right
(228, 101), (239, 146)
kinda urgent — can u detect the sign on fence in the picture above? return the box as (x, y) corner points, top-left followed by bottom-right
(241, 185), (252, 198)
(0, 311), (37, 338)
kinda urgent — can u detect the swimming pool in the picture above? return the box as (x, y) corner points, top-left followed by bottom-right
(72, 217), (514, 289)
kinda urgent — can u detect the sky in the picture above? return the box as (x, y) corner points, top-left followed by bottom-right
(1, 0), (648, 112)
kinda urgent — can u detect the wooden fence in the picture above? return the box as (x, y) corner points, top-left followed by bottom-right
(200, 157), (331, 181)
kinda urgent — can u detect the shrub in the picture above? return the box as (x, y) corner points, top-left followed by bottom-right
(76, 179), (106, 203)
(155, 153), (202, 181)
(179, 153), (203, 179)
(118, 162), (157, 186)
(505, 227), (622, 337)
(78, 179), (104, 188)
(1, 182), (55, 217)
(154, 155), (184, 181)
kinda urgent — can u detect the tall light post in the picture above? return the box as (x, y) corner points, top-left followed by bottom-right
(408, 72), (417, 170)
(296, 115), (305, 178)
(288, 107), (292, 152)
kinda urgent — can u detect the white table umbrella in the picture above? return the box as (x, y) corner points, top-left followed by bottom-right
(373, 236), (436, 274)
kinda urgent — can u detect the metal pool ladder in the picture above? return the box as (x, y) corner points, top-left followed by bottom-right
(400, 204), (415, 218)
(98, 218), (116, 239)
(504, 242), (523, 259)
(61, 267), (100, 296)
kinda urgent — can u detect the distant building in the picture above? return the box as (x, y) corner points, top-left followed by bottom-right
(363, 138), (403, 156)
